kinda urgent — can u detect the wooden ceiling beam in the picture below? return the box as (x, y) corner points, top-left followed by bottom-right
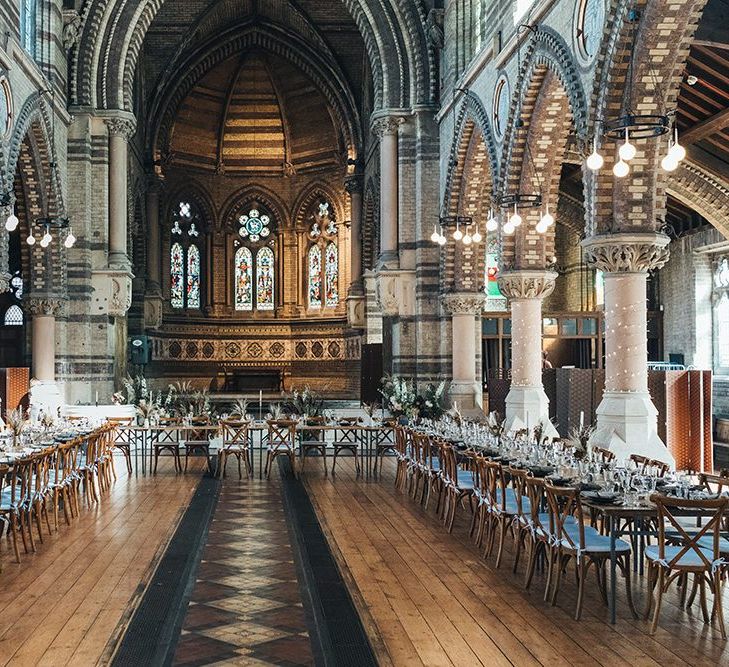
(681, 106), (729, 144)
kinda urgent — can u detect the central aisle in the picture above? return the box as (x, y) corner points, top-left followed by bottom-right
(172, 475), (316, 666)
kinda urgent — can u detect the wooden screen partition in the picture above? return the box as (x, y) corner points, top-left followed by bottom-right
(0, 367), (30, 412)
(486, 368), (713, 471)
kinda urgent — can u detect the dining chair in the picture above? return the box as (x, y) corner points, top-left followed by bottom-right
(481, 459), (524, 569)
(592, 446), (616, 464)
(506, 466), (533, 574)
(374, 425), (398, 477)
(407, 431), (427, 500)
(184, 417), (213, 473)
(544, 484), (637, 621)
(299, 416), (328, 476)
(645, 494), (729, 638)
(629, 453), (651, 473)
(392, 425), (410, 491)
(30, 448), (54, 542)
(0, 463), (22, 564)
(264, 419), (298, 478)
(153, 417), (183, 474)
(440, 446), (476, 533)
(218, 419), (253, 479)
(331, 418), (361, 476)
(79, 432), (100, 505)
(108, 416), (134, 474)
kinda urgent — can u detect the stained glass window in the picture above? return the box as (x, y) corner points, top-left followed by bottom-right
(171, 242), (184, 309)
(239, 209), (271, 242)
(325, 242), (338, 307)
(308, 245), (322, 309)
(20, 0), (37, 58)
(187, 244), (201, 308)
(256, 247), (275, 311)
(235, 246), (253, 311)
(3, 305), (23, 326)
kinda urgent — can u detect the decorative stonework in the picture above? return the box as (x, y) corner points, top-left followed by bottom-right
(442, 292), (486, 315)
(27, 297), (65, 317)
(371, 115), (405, 138)
(62, 9), (82, 51)
(91, 270), (133, 317)
(581, 233), (670, 273)
(375, 269), (415, 317)
(104, 117), (136, 140)
(344, 174), (363, 195)
(497, 271), (557, 300)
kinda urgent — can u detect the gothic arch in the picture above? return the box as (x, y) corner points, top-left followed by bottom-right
(292, 183), (347, 231)
(220, 185), (290, 232)
(163, 182), (218, 233)
(667, 163), (729, 239)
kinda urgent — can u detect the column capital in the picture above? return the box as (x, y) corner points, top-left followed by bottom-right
(344, 174), (364, 195)
(497, 270), (557, 300)
(442, 291), (486, 315)
(371, 115), (405, 138)
(105, 117), (137, 140)
(27, 296), (65, 317)
(581, 232), (670, 273)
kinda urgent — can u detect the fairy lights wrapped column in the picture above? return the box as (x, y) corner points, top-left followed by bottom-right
(497, 270), (559, 438)
(582, 232), (673, 465)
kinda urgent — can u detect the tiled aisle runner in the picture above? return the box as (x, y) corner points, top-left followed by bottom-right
(173, 476), (316, 666)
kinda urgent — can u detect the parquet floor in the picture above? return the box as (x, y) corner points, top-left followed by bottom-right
(305, 460), (729, 667)
(0, 456), (205, 667)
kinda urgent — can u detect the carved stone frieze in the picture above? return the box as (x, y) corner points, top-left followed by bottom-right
(581, 233), (670, 273)
(442, 292), (487, 315)
(105, 117), (137, 140)
(346, 294), (366, 328)
(91, 270), (133, 317)
(27, 297), (65, 317)
(497, 270), (558, 300)
(375, 269), (415, 317)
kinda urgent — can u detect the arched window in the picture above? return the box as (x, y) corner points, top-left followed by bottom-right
(20, 0), (37, 58)
(308, 245), (322, 308)
(256, 247), (275, 311)
(169, 200), (204, 310)
(3, 305), (23, 326)
(306, 201), (339, 310)
(234, 247), (253, 311)
(234, 206), (276, 312)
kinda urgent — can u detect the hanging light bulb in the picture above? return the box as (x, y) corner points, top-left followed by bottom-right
(462, 229), (472, 245)
(586, 134), (604, 171)
(485, 210), (498, 232)
(40, 225), (52, 248)
(5, 209), (18, 232)
(26, 233), (36, 246)
(618, 127), (636, 161)
(668, 127), (685, 162)
(430, 225), (440, 244)
(535, 220), (549, 234)
(503, 221), (515, 235)
(540, 206), (554, 228)
(509, 204), (522, 227)
(613, 159), (630, 178)
(437, 232), (447, 246)
(661, 153), (678, 172)
(64, 228), (76, 248)
(472, 226), (482, 243)
(452, 222), (463, 241)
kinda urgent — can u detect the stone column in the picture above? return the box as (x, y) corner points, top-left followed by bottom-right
(372, 115), (403, 268)
(345, 175), (365, 328)
(498, 270), (559, 437)
(582, 232), (673, 465)
(443, 292), (486, 414)
(144, 176), (163, 329)
(105, 117), (136, 270)
(27, 297), (64, 416)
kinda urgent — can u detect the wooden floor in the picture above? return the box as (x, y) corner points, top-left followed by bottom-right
(305, 460), (729, 667)
(0, 456), (206, 667)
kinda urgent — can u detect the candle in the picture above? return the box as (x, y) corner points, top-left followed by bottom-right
(95, 390), (99, 406)
(259, 390), (263, 421)
(579, 411), (584, 430)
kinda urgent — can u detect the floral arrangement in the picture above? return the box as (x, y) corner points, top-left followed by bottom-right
(486, 411), (505, 442)
(122, 371), (150, 405)
(5, 407), (29, 438)
(228, 398), (251, 419)
(567, 424), (595, 460)
(266, 403), (287, 420)
(379, 374), (418, 418)
(416, 381), (447, 419)
(362, 402), (379, 419)
(288, 387), (324, 420)
(135, 399), (158, 425)
(447, 401), (463, 426)
(39, 411), (55, 429)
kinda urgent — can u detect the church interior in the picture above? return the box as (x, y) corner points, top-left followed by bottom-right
(0, 0), (729, 665)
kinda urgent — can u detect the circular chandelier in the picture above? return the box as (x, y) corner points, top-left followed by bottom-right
(1, 202), (76, 249)
(585, 8), (684, 177)
(431, 215), (482, 246)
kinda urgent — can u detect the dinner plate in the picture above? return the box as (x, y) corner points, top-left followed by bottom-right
(529, 466), (555, 478)
(581, 491), (619, 504)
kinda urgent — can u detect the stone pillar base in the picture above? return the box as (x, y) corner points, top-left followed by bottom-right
(449, 381), (484, 417)
(504, 385), (559, 438)
(590, 391), (674, 467)
(346, 294), (366, 328)
(29, 381), (63, 420)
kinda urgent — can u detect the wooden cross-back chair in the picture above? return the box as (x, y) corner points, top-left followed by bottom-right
(645, 494), (729, 638)
(299, 416), (328, 476)
(218, 419), (253, 479)
(385, 425), (406, 486)
(264, 419), (298, 478)
(153, 417), (183, 474)
(184, 416), (214, 473)
(440, 446), (476, 533)
(592, 446), (616, 464)
(544, 484), (637, 621)
(0, 456), (35, 562)
(107, 416), (133, 474)
(331, 417), (361, 476)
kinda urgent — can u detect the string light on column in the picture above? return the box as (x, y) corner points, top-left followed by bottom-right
(485, 209), (498, 232)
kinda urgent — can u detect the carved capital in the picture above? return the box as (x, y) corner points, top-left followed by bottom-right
(91, 270), (133, 317)
(105, 118), (136, 140)
(62, 9), (81, 51)
(442, 292), (487, 315)
(581, 233), (670, 273)
(371, 115), (405, 138)
(0, 272), (11, 294)
(27, 297), (65, 317)
(497, 270), (557, 300)
(344, 175), (363, 195)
